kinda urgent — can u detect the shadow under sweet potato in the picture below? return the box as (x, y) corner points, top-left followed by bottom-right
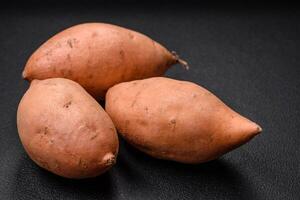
(12, 136), (258, 200)
(117, 137), (258, 199)
(13, 154), (115, 200)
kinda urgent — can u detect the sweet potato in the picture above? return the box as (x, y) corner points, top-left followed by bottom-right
(17, 78), (119, 178)
(23, 23), (187, 99)
(105, 77), (262, 164)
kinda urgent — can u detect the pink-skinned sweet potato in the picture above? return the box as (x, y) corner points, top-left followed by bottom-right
(105, 77), (262, 164)
(17, 78), (119, 178)
(23, 23), (187, 99)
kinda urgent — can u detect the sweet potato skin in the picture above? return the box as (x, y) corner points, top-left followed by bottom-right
(23, 23), (177, 99)
(105, 77), (261, 164)
(17, 78), (119, 178)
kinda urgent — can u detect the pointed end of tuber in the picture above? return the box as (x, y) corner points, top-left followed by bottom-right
(22, 70), (28, 80)
(239, 122), (262, 148)
(226, 116), (262, 151)
(171, 51), (189, 70)
(101, 152), (116, 167)
(255, 125), (263, 134)
(247, 122), (262, 137)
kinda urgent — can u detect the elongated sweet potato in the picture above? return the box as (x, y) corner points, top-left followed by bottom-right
(105, 77), (262, 164)
(23, 23), (187, 99)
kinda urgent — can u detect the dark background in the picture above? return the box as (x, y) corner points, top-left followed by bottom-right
(0, 1), (299, 199)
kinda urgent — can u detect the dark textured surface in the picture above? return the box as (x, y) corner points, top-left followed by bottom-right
(0, 2), (299, 200)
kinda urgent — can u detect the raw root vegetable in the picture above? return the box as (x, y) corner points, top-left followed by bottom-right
(23, 23), (188, 99)
(17, 78), (119, 178)
(105, 77), (262, 164)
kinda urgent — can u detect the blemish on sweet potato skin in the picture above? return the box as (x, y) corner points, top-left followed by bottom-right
(128, 32), (134, 39)
(119, 50), (125, 60)
(67, 54), (71, 61)
(67, 38), (78, 48)
(67, 39), (73, 48)
(92, 32), (98, 38)
(170, 119), (176, 132)
(63, 101), (72, 108)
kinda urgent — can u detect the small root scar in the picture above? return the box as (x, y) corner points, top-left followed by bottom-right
(67, 39), (73, 48)
(67, 38), (78, 48)
(131, 90), (142, 107)
(144, 107), (149, 113)
(44, 127), (49, 135)
(90, 134), (98, 140)
(54, 162), (59, 169)
(170, 119), (176, 131)
(119, 50), (125, 57)
(92, 32), (98, 37)
(63, 101), (72, 108)
(38, 127), (48, 135)
(78, 158), (88, 169)
(128, 32), (134, 39)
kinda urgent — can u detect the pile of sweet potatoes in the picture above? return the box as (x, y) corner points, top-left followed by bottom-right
(17, 23), (261, 179)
